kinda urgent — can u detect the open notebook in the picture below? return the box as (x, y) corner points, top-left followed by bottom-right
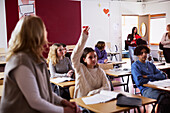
(50, 77), (73, 83)
(82, 90), (121, 105)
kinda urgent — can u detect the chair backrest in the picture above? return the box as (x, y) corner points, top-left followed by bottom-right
(115, 45), (118, 52)
(106, 42), (111, 52)
(69, 86), (75, 99)
(0, 48), (5, 54)
(98, 63), (114, 70)
(67, 45), (76, 52)
(131, 74), (141, 95)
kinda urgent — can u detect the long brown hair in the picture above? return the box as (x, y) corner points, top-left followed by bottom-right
(6, 15), (48, 62)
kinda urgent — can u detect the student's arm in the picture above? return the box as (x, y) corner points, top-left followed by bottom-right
(131, 64), (149, 86)
(146, 63), (166, 80)
(87, 70), (111, 96)
(71, 29), (89, 70)
(161, 33), (170, 45)
(13, 65), (65, 113)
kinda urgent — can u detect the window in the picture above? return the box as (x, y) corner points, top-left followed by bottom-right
(150, 14), (166, 45)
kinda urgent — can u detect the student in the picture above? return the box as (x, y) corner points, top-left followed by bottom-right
(60, 43), (71, 59)
(71, 27), (111, 98)
(0, 15), (80, 113)
(127, 27), (141, 64)
(95, 41), (108, 63)
(131, 45), (167, 99)
(47, 43), (74, 78)
(133, 38), (154, 63)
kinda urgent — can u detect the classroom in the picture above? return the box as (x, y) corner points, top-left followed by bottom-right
(0, 0), (170, 113)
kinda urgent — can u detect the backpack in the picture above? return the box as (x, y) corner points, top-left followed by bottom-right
(157, 92), (170, 113)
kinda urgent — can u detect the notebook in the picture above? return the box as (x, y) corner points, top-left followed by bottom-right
(82, 90), (121, 105)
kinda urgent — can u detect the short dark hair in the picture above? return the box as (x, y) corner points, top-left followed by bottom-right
(134, 45), (150, 56)
(53, 43), (62, 47)
(136, 39), (147, 46)
(95, 41), (105, 50)
(60, 43), (66, 47)
(80, 47), (95, 66)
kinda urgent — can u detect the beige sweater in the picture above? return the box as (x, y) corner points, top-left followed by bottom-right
(161, 32), (170, 48)
(71, 33), (111, 98)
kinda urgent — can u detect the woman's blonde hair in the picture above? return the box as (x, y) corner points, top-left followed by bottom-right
(46, 43), (62, 65)
(6, 15), (48, 62)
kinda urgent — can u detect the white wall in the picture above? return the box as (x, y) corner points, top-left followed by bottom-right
(121, 2), (142, 15)
(143, 1), (170, 24)
(0, 0), (7, 51)
(81, 1), (122, 61)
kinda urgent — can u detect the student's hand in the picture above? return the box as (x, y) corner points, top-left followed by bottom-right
(62, 100), (82, 113)
(104, 59), (108, 63)
(83, 26), (90, 35)
(67, 70), (74, 77)
(61, 99), (75, 108)
(142, 75), (147, 78)
(64, 106), (75, 113)
(71, 102), (82, 113)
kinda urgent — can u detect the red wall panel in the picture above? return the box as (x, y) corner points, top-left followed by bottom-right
(35, 0), (81, 45)
(5, 0), (19, 42)
(5, 0), (81, 58)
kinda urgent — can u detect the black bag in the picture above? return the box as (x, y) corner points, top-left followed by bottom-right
(125, 40), (129, 50)
(159, 42), (164, 50)
(116, 94), (142, 107)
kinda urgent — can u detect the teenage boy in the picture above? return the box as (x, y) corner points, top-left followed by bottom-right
(131, 45), (167, 99)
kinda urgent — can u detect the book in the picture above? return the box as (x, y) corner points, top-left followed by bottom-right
(82, 90), (121, 105)
(50, 77), (73, 83)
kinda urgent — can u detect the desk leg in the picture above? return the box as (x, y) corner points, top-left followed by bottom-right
(126, 75), (129, 92)
(56, 85), (61, 96)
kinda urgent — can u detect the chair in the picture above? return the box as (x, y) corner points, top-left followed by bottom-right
(66, 45), (76, 53)
(131, 74), (141, 95)
(69, 86), (75, 99)
(98, 63), (128, 92)
(105, 42), (119, 61)
(98, 63), (114, 70)
(158, 50), (164, 62)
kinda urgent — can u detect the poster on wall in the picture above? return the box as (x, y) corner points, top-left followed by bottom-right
(18, 0), (36, 19)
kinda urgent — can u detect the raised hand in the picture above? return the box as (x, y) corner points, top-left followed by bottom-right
(83, 26), (90, 35)
(67, 70), (74, 77)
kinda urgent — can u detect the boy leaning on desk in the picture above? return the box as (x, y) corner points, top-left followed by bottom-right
(131, 45), (168, 99)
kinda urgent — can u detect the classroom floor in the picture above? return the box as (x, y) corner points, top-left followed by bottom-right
(114, 58), (155, 113)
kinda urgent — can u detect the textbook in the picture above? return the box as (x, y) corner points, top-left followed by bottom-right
(82, 90), (121, 105)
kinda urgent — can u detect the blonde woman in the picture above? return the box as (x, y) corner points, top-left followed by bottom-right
(0, 15), (80, 113)
(47, 43), (74, 78)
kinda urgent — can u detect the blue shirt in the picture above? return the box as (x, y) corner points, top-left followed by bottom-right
(95, 47), (108, 63)
(131, 60), (166, 94)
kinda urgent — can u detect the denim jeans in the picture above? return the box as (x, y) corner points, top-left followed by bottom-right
(128, 46), (136, 63)
(142, 87), (165, 99)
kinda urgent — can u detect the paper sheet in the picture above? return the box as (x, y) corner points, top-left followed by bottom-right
(50, 77), (72, 83)
(82, 90), (120, 105)
(148, 79), (170, 87)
